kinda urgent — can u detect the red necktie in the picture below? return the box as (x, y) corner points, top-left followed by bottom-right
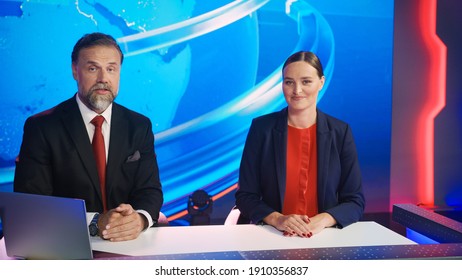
(91, 115), (107, 212)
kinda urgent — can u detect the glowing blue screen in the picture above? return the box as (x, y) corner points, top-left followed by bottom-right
(0, 0), (394, 215)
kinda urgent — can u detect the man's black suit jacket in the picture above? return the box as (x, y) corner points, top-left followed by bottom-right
(14, 96), (163, 223)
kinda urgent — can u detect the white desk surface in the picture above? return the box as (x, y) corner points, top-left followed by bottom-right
(90, 221), (416, 257)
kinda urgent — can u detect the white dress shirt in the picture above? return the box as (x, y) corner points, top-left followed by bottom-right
(75, 95), (153, 228)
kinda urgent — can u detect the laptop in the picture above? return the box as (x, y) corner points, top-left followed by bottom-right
(0, 191), (93, 260)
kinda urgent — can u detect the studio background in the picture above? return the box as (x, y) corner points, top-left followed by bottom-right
(0, 0), (460, 223)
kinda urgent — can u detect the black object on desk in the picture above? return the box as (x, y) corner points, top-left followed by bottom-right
(188, 190), (213, 225)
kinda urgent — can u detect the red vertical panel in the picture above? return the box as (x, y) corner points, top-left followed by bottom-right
(415, 0), (446, 204)
(390, 0), (446, 209)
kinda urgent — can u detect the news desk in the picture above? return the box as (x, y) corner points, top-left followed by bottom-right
(90, 221), (413, 259)
(3, 221), (462, 259)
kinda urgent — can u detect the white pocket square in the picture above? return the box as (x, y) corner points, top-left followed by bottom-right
(126, 150), (140, 162)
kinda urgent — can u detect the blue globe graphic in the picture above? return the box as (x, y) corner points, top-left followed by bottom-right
(0, 0), (335, 217)
(0, 0), (257, 160)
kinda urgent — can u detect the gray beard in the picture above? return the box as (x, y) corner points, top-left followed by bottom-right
(89, 93), (114, 112)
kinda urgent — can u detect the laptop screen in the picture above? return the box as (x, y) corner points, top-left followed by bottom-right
(0, 191), (93, 260)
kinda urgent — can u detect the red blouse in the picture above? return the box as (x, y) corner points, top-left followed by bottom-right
(282, 124), (318, 217)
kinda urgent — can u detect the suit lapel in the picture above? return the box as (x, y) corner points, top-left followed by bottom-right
(273, 108), (288, 208)
(60, 98), (101, 196)
(316, 110), (332, 211)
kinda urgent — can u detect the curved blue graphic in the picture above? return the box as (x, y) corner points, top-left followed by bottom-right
(0, 0), (334, 218)
(117, 0), (269, 57)
(149, 0), (335, 216)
